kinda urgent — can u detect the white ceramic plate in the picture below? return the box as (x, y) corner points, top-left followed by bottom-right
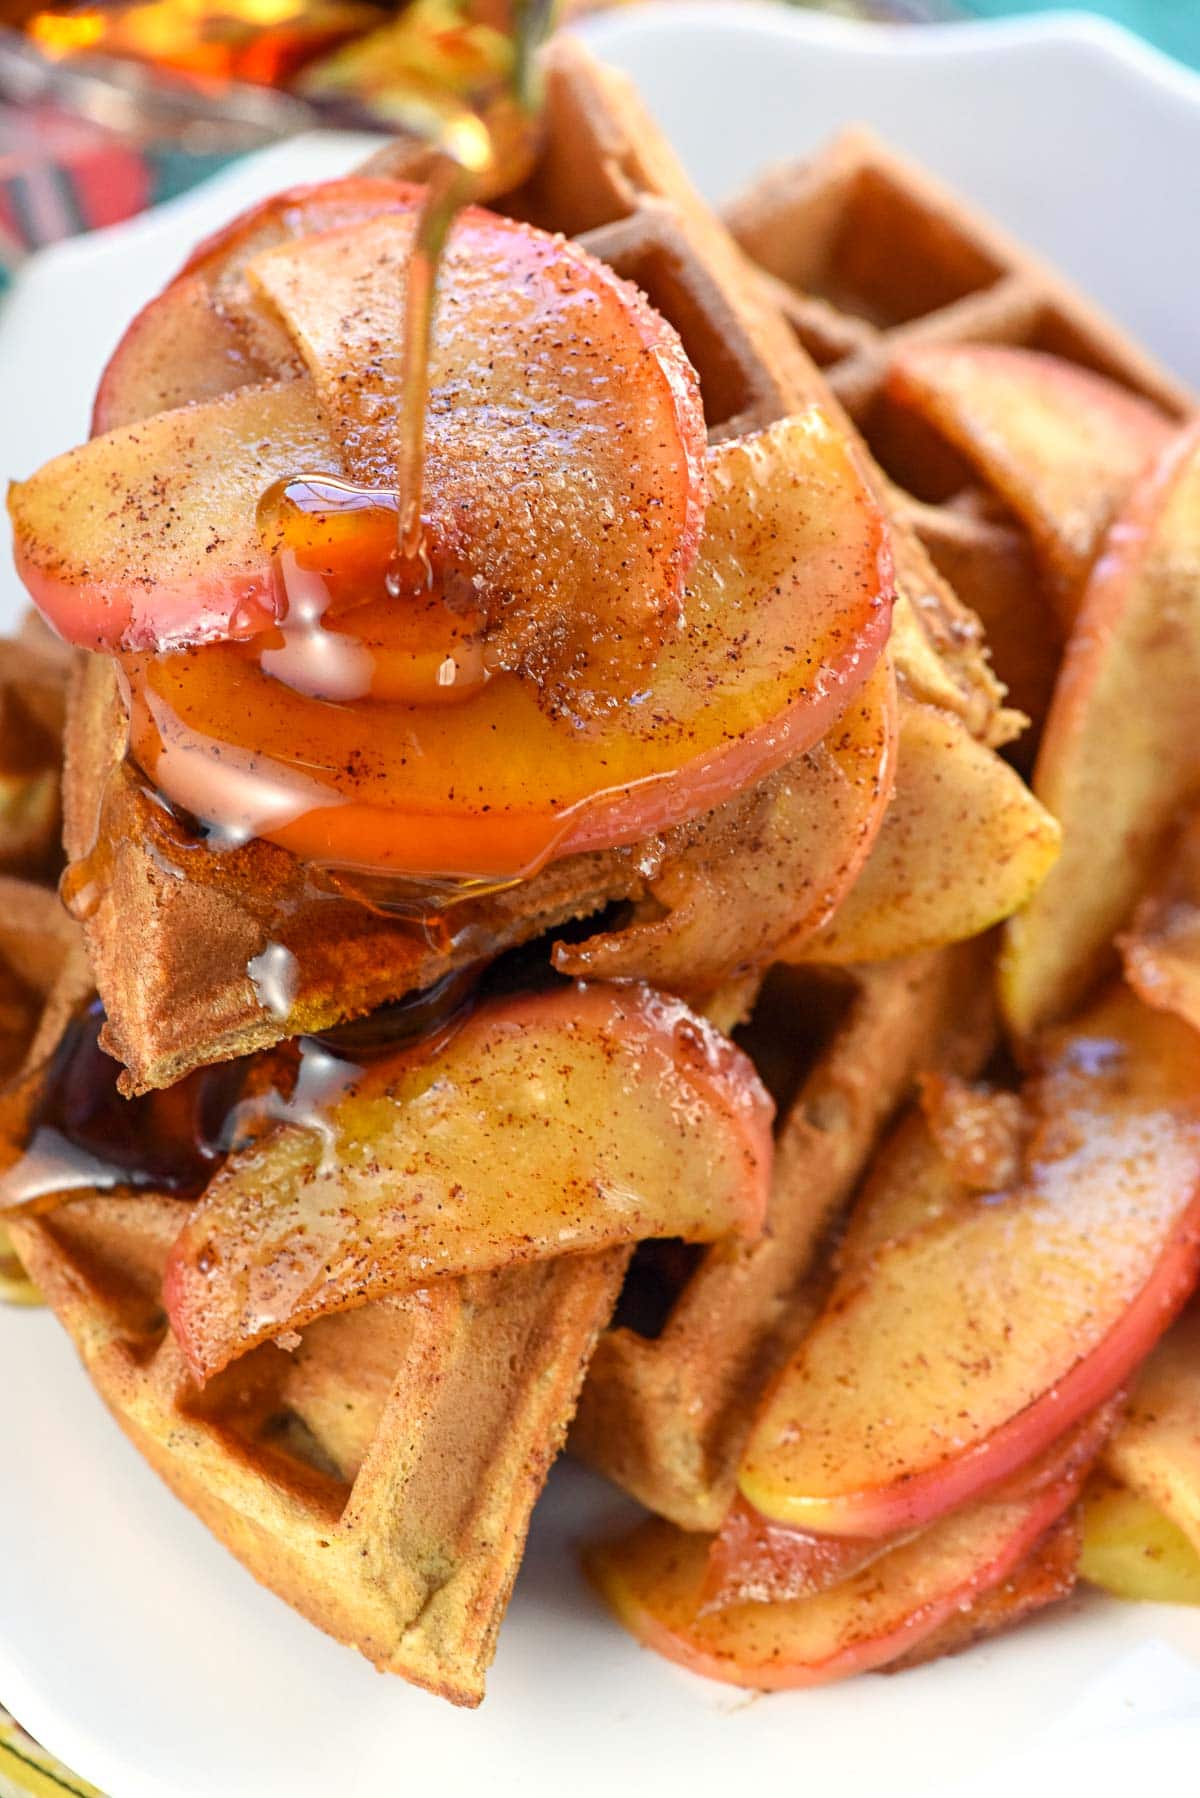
(2, 9), (1199, 1796)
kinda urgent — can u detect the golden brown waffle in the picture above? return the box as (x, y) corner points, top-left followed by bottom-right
(10, 1190), (626, 1704)
(570, 938), (995, 1529)
(727, 129), (1194, 737)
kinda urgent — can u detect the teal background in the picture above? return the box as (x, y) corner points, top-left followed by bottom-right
(958, 3), (1200, 68)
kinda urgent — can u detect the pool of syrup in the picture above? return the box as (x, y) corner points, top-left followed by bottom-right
(0, 960), (487, 1218)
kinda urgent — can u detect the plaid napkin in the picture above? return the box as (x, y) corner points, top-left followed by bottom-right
(0, 1712), (103, 1798)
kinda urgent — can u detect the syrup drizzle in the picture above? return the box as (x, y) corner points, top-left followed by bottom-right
(0, 970), (482, 1218)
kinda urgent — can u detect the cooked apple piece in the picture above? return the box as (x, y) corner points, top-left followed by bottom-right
(1000, 422), (1200, 1039)
(552, 659), (897, 992)
(586, 1471), (1082, 1691)
(1102, 1305), (1200, 1558)
(835, 1108), (972, 1277)
(706, 1400), (1116, 1612)
(92, 274), (263, 435)
(737, 985), (1200, 1539)
(121, 413), (893, 880)
(244, 205), (709, 699)
(887, 345), (1172, 620)
(887, 1511), (1081, 1671)
(1079, 1477), (1200, 1606)
(164, 983), (773, 1382)
(91, 177), (485, 435)
(1120, 809), (1200, 1034)
(783, 697), (1059, 964)
(18, 186), (708, 701)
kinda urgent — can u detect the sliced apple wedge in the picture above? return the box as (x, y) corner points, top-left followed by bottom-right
(552, 658), (897, 991)
(1102, 1305), (1200, 1557)
(15, 183), (708, 682)
(12, 381), (332, 653)
(164, 982), (773, 1383)
(1079, 1478), (1200, 1605)
(92, 177), (430, 433)
(1120, 809), (1200, 1035)
(737, 985), (1200, 1539)
(586, 1471), (1081, 1691)
(705, 1401), (1116, 1612)
(122, 413), (893, 880)
(783, 697), (1059, 964)
(887, 344), (1171, 619)
(1001, 421), (1200, 1039)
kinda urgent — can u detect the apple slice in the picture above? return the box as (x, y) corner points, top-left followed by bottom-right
(737, 984), (1200, 1539)
(18, 187), (708, 693)
(163, 982), (773, 1383)
(1000, 421), (1200, 1039)
(887, 345), (1172, 620)
(12, 381), (332, 654)
(121, 413), (893, 880)
(1102, 1305), (1200, 1557)
(705, 1400), (1116, 1612)
(782, 696), (1060, 964)
(1120, 809), (1200, 1034)
(551, 657), (897, 992)
(91, 178), (438, 434)
(1080, 1478), (1200, 1605)
(586, 1470), (1082, 1691)
(887, 1511), (1081, 1670)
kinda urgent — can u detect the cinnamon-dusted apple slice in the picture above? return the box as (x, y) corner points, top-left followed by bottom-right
(782, 697), (1059, 965)
(737, 985), (1200, 1540)
(708, 1395), (1122, 1611)
(1001, 421), (1200, 1039)
(19, 186), (708, 691)
(92, 179), (441, 433)
(1102, 1305), (1200, 1559)
(164, 983), (773, 1383)
(887, 345), (1172, 620)
(586, 1471), (1082, 1691)
(705, 1401), (1117, 1612)
(121, 413), (893, 880)
(552, 658), (897, 992)
(1120, 809), (1200, 1034)
(1080, 1479), (1200, 1605)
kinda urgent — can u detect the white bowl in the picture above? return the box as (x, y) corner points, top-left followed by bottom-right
(2, 10), (1198, 1796)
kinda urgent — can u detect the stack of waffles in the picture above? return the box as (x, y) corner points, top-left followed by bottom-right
(2, 39), (1199, 1708)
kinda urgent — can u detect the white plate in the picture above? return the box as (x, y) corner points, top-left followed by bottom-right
(2, 9), (1199, 1796)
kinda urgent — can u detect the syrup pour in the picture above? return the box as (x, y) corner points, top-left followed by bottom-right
(0, 970), (482, 1218)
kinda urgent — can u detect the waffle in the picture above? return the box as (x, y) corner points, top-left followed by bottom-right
(570, 938), (995, 1530)
(0, 613), (71, 880)
(726, 128), (1194, 739)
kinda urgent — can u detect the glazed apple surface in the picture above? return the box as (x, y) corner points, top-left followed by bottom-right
(164, 982), (773, 1382)
(118, 412), (893, 879)
(1001, 421), (1200, 1039)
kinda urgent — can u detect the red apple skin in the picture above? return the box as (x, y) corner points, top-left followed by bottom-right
(737, 985), (1200, 1540)
(705, 1401), (1119, 1609)
(586, 1470), (1083, 1692)
(92, 179), (423, 435)
(162, 981), (775, 1382)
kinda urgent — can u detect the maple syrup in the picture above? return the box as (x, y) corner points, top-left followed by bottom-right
(0, 969), (482, 1217)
